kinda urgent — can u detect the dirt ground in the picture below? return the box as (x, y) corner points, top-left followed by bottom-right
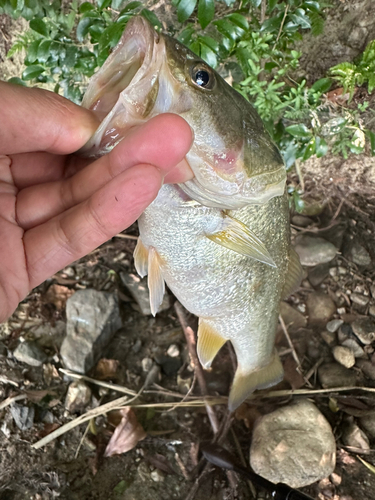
(1, 1), (375, 500)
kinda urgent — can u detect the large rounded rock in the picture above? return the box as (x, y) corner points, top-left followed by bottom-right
(306, 292), (336, 325)
(294, 235), (337, 267)
(250, 400), (336, 488)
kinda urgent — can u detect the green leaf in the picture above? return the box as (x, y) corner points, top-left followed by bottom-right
(260, 15), (282, 33)
(119, 1), (142, 12)
(290, 9), (311, 29)
(303, 0), (320, 12)
(293, 191), (305, 213)
(97, 0), (111, 8)
(228, 13), (249, 30)
(250, 0), (262, 6)
(315, 136), (328, 158)
(98, 22), (125, 52)
(29, 18), (49, 37)
(281, 140), (298, 170)
(367, 130), (375, 156)
(198, 35), (219, 53)
(79, 2), (94, 13)
(37, 39), (52, 63)
(311, 77), (332, 94)
(302, 138), (316, 160)
(77, 17), (96, 42)
(198, 0), (214, 29)
(177, 0), (197, 23)
(267, 0), (278, 11)
(23, 39), (41, 63)
(199, 42), (217, 67)
(7, 76), (27, 86)
(141, 9), (162, 30)
(22, 64), (45, 80)
(285, 124), (312, 138)
(178, 25), (195, 45)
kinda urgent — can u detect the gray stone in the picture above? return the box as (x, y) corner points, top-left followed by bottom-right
(308, 263), (330, 287)
(60, 290), (121, 373)
(291, 215), (313, 227)
(65, 381), (92, 413)
(167, 344), (180, 358)
(351, 317), (375, 345)
(279, 302), (307, 332)
(326, 319), (344, 333)
(294, 235), (337, 267)
(332, 346), (355, 369)
(13, 341), (47, 367)
(341, 338), (365, 358)
(356, 359), (375, 380)
(250, 400), (336, 488)
(321, 330), (336, 346)
(342, 423), (370, 451)
(306, 293), (336, 325)
(350, 293), (369, 307)
(10, 403), (35, 430)
(359, 413), (375, 439)
(318, 363), (357, 388)
(120, 273), (170, 315)
(344, 241), (371, 268)
(141, 357), (153, 372)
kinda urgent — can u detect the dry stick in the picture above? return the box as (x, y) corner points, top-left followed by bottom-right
(60, 368), (137, 396)
(174, 302), (220, 435)
(304, 356), (324, 382)
(0, 393), (27, 410)
(114, 233), (138, 240)
(273, 4), (290, 50)
(278, 314), (313, 388)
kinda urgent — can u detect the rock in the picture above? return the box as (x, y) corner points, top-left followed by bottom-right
(294, 235), (337, 267)
(167, 344), (180, 358)
(250, 400), (336, 488)
(318, 363), (357, 388)
(120, 273), (170, 315)
(326, 319), (344, 333)
(65, 381), (92, 413)
(332, 346), (355, 368)
(359, 413), (375, 439)
(320, 330), (336, 346)
(141, 358), (153, 372)
(291, 215), (313, 227)
(159, 355), (182, 376)
(308, 263), (330, 287)
(341, 338), (365, 358)
(344, 241), (371, 268)
(60, 290), (122, 373)
(150, 470), (164, 482)
(338, 323), (353, 343)
(351, 317), (375, 345)
(306, 293), (336, 325)
(279, 302), (307, 332)
(369, 305), (375, 318)
(13, 341), (47, 367)
(342, 422), (370, 451)
(356, 359), (375, 380)
(350, 293), (369, 307)
(10, 403), (35, 430)
(33, 320), (66, 349)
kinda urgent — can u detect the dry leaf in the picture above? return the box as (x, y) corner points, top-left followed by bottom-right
(104, 408), (146, 457)
(94, 359), (120, 380)
(282, 355), (305, 390)
(45, 284), (75, 310)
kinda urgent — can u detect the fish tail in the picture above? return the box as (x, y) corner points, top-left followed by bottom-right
(228, 350), (283, 412)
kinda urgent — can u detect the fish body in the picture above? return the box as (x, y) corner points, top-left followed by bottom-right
(82, 16), (302, 410)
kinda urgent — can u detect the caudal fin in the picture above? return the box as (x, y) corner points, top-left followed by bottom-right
(228, 351), (283, 412)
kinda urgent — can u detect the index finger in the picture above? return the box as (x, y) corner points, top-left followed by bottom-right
(0, 81), (99, 155)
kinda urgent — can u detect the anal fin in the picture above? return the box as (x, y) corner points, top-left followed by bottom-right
(134, 237), (149, 278)
(228, 350), (283, 412)
(206, 215), (276, 267)
(282, 246), (303, 298)
(197, 320), (227, 369)
(148, 247), (165, 317)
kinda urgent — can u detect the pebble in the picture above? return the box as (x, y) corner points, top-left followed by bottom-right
(341, 338), (365, 358)
(320, 330), (336, 346)
(250, 400), (336, 488)
(337, 307), (346, 315)
(306, 293), (336, 325)
(351, 317), (375, 344)
(338, 266), (347, 275)
(338, 323), (353, 343)
(60, 290), (122, 374)
(291, 215), (313, 227)
(326, 319), (344, 333)
(308, 263), (330, 287)
(332, 346), (355, 368)
(167, 344), (180, 358)
(13, 341), (47, 367)
(294, 235), (337, 267)
(10, 403), (35, 431)
(150, 470), (164, 482)
(350, 293), (369, 307)
(344, 241), (371, 268)
(142, 357), (153, 372)
(359, 413), (375, 439)
(342, 422), (370, 451)
(279, 302), (307, 332)
(65, 381), (92, 413)
(356, 359), (375, 380)
(120, 273), (170, 315)
(318, 363), (357, 388)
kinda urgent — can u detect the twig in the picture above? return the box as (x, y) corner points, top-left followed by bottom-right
(0, 394), (27, 410)
(260, 0), (267, 23)
(294, 159), (305, 193)
(273, 4), (289, 50)
(74, 422), (90, 459)
(114, 233), (138, 240)
(304, 357), (324, 382)
(59, 368), (137, 396)
(278, 315), (313, 388)
(174, 302), (220, 435)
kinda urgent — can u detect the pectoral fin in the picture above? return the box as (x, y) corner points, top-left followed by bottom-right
(197, 320), (227, 369)
(134, 237), (149, 278)
(206, 215), (276, 267)
(228, 350), (283, 412)
(148, 247), (165, 317)
(282, 247), (303, 298)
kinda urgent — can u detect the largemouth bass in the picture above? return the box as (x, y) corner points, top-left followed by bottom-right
(82, 16), (302, 410)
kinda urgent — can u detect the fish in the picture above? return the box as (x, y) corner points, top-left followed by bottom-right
(81, 16), (302, 411)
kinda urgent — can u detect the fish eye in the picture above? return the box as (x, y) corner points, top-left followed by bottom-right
(190, 64), (215, 90)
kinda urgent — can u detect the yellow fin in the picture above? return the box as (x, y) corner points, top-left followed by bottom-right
(197, 320), (227, 369)
(282, 246), (303, 298)
(134, 237), (149, 278)
(148, 247), (165, 317)
(206, 215), (276, 267)
(228, 350), (283, 412)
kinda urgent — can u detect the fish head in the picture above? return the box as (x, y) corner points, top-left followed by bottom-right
(81, 16), (286, 209)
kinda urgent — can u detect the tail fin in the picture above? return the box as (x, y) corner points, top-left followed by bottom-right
(228, 351), (283, 412)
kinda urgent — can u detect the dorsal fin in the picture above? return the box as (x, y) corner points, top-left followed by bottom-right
(147, 247), (165, 317)
(282, 247), (303, 298)
(206, 215), (276, 267)
(134, 237), (149, 278)
(197, 320), (227, 369)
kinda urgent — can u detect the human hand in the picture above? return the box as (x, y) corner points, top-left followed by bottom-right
(0, 81), (193, 322)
